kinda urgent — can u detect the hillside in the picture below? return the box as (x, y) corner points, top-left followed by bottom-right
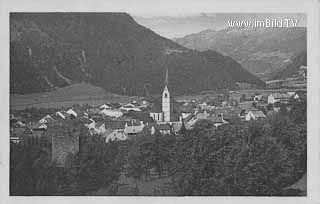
(10, 13), (264, 96)
(270, 51), (307, 80)
(174, 27), (306, 80)
(10, 83), (139, 110)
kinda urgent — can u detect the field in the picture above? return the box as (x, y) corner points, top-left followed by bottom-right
(10, 83), (307, 110)
(10, 83), (141, 110)
(175, 88), (307, 102)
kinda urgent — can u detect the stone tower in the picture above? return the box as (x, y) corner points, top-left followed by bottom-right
(162, 68), (170, 122)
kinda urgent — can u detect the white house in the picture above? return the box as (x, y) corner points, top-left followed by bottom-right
(56, 111), (66, 119)
(253, 95), (263, 101)
(157, 123), (171, 135)
(181, 112), (192, 120)
(100, 104), (111, 109)
(38, 123), (48, 130)
(124, 121), (145, 136)
(95, 122), (106, 135)
(38, 114), (55, 124)
(84, 119), (96, 130)
(100, 109), (123, 118)
(245, 109), (266, 121)
(268, 93), (290, 104)
(66, 109), (78, 118)
(86, 120), (106, 135)
(104, 129), (127, 143)
(120, 105), (141, 112)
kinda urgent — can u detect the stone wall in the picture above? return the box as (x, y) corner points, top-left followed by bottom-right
(49, 120), (82, 167)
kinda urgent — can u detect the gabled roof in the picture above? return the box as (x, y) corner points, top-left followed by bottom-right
(248, 109), (266, 118)
(183, 113), (195, 123)
(100, 104), (111, 109)
(56, 111), (66, 119)
(131, 101), (141, 107)
(66, 109), (78, 117)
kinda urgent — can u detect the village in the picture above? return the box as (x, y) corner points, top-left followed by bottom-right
(10, 68), (306, 167)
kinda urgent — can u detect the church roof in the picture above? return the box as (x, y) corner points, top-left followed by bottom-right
(150, 104), (162, 113)
(164, 68), (169, 86)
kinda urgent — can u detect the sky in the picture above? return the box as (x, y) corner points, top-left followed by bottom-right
(132, 13), (307, 39)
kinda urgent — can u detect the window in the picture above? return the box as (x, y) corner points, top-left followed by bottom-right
(164, 93), (168, 98)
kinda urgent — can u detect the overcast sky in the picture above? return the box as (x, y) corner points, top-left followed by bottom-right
(132, 13), (306, 39)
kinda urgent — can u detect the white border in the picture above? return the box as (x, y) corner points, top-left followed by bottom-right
(1, 0), (319, 203)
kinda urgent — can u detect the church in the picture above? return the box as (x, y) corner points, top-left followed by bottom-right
(149, 69), (182, 125)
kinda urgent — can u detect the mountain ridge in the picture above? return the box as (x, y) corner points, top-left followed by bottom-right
(10, 13), (264, 95)
(174, 27), (307, 80)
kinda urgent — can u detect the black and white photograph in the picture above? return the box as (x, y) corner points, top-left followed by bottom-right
(1, 0), (319, 201)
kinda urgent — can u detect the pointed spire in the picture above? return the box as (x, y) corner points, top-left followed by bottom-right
(164, 68), (169, 86)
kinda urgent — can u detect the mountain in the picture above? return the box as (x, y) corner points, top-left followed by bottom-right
(174, 27), (306, 80)
(10, 13), (264, 96)
(270, 51), (307, 80)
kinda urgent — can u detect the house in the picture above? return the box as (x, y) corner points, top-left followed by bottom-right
(208, 115), (225, 128)
(131, 101), (141, 107)
(100, 109), (123, 118)
(83, 111), (89, 118)
(104, 129), (127, 143)
(104, 120), (128, 143)
(38, 123), (48, 130)
(141, 100), (149, 107)
(84, 118), (96, 130)
(221, 101), (228, 107)
(10, 127), (26, 139)
(184, 113), (197, 130)
(66, 109), (78, 118)
(120, 105), (142, 112)
(56, 111), (66, 120)
(245, 109), (266, 121)
(157, 123), (171, 135)
(181, 112), (192, 120)
(196, 111), (210, 120)
(199, 104), (215, 111)
(39, 114), (55, 124)
(84, 119), (107, 135)
(268, 93), (290, 104)
(10, 118), (26, 128)
(95, 121), (106, 135)
(171, 122), (183, 134)
(253, 94), (263, 102)
(100, 104), (111, 109)
(10, 136), (21, 143)
(124, 121), (145, 136)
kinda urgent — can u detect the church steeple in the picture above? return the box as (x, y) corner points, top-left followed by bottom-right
(162, 68), (170, 122)
(164, 68), (169, 86)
